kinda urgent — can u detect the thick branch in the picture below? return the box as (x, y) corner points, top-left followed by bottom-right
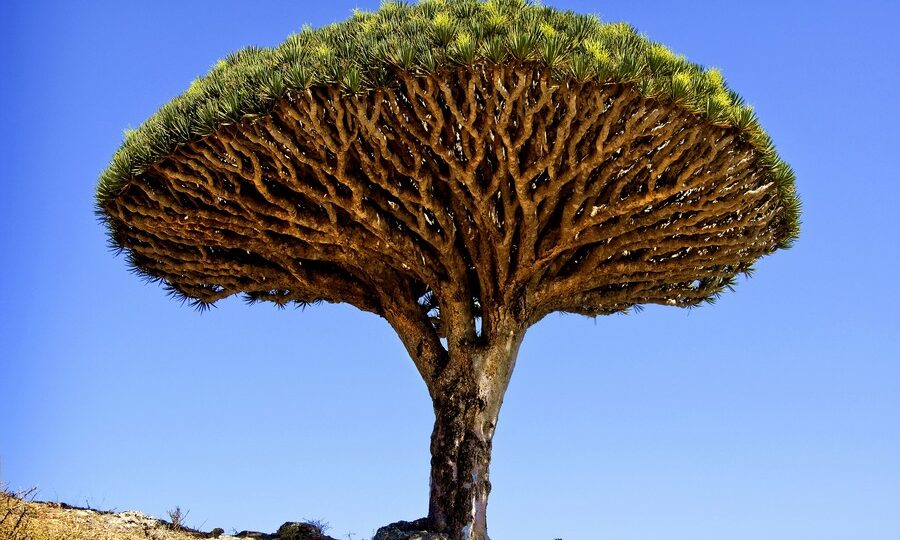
(105, 63), (786, 325)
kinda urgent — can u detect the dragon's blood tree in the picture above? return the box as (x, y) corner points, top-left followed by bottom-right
(97, 1), (800, 538)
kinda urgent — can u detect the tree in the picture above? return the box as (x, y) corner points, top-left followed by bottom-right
(96, 2), (800, 539)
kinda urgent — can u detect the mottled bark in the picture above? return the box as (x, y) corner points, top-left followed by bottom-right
(428, 391), (495, 540)
(423, 318), (523, 540)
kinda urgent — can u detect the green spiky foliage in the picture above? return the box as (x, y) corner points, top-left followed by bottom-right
(97, 0), (799, 249)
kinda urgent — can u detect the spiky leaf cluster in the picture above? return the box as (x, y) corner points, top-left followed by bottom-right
(97, 0), (799, 246)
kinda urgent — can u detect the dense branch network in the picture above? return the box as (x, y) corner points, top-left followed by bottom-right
(105, 63), (784, 356)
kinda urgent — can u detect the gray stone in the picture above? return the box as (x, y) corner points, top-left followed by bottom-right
(373, 519), (450, 540)
(277, 521), (336, 540)
(235, 531), (273, 539)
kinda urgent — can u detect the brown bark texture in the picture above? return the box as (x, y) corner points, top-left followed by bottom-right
(425, 319), (522, 540)
(102, 63), (788, 540)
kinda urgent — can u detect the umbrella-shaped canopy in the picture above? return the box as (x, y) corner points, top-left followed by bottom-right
(97, 1), (798, 322)
(96, 2), (800, 539)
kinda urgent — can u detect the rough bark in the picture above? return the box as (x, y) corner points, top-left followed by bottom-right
(422, 317), (523, 540)
(428, 392), (494, 540)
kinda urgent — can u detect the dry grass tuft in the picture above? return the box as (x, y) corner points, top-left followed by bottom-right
(1, 483), (36, 540)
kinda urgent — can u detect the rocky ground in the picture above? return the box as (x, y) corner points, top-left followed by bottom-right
(1, 489), (449, 540)
(0, 489), (344, 540)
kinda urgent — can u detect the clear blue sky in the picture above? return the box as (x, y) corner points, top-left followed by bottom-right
(2, 2), (898, 539)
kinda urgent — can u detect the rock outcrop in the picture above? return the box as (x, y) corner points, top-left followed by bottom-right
(373, 519), (451, 540)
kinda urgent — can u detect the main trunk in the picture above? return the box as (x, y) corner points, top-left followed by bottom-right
(428, 386), (496, 539)
(425, 331), (523, 540)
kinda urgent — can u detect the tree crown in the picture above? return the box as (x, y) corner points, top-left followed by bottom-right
(97, 0), (798, 247)
(97, 0), (800, 346)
